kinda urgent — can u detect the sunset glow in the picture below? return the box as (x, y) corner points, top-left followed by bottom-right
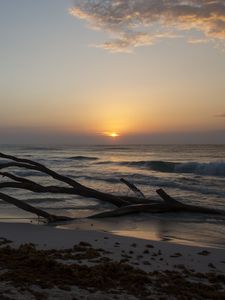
(0, 1), (225, 144)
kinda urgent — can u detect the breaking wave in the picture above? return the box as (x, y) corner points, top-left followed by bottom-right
(118, 161), (225, 177)
(71, 173), (225, 197)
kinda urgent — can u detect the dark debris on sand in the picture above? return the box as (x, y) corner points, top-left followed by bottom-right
(0, 242), (224, 300)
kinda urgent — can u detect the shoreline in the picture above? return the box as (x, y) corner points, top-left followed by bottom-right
(1, 222), (225, 272)
(0, 222), (225, 299)
(1, 215), (225, 250)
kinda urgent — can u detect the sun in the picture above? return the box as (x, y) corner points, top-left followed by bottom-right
(110, 132), (119, 138)
(103, 131), (119, 138)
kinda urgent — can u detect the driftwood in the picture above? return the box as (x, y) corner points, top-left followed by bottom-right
(0, 153), (131, 207)
(0, 152), (224, 223)
(90, 189), (225, 219)
(0, 192), (71, 222)
(120, 178), (145, 199)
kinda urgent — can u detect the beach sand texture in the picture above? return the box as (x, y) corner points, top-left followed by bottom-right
(0, 222), (224, 300)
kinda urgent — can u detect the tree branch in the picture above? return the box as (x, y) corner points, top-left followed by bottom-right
(0, 192), (72, 222)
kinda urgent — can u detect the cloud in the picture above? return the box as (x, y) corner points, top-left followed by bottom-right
(188, 37), (210, 44)
(215, 113), (225, 117)
(96, 32), (154, 53)
(70, 0), (225, 52)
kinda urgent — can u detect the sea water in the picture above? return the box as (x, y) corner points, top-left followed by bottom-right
(0, 144), (225, 248)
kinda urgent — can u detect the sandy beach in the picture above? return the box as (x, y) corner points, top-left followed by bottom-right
(0, 222), (224, 299)
(1, 0), (225, 298)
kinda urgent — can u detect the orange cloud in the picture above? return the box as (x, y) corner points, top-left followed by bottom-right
(70, 0), (225, 52)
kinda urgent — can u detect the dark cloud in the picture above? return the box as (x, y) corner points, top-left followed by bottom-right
(70, 0), (225, 52)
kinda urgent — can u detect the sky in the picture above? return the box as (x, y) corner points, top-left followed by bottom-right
(0, 0), (225, 144)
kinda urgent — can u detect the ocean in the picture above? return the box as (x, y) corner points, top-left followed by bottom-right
(0, 144), (225, 248)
